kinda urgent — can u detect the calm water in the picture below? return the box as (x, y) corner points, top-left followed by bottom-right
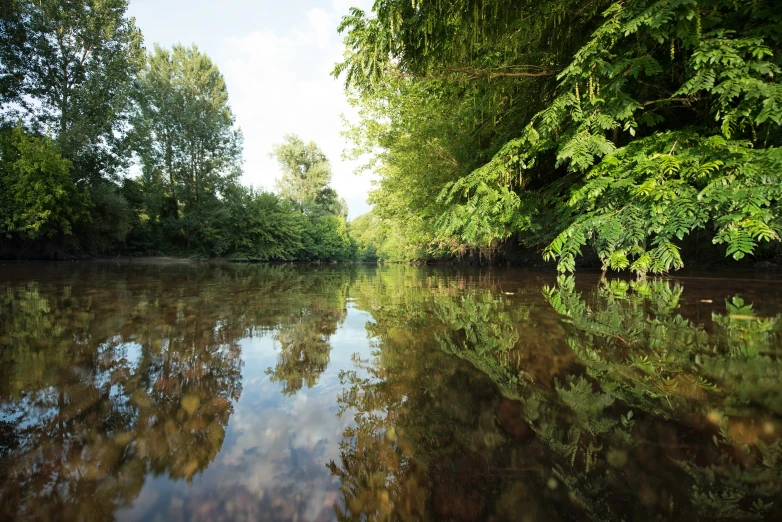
(1, 263), (781, 522)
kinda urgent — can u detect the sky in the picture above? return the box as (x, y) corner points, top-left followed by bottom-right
(118, 303), (377, 521)
(126, 0), (376, 219)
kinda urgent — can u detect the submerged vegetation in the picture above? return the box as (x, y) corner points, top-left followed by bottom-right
(337, 0), (782, 272)
(0, 0), (352, 261)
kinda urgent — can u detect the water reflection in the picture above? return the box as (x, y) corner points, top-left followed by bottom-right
(267, 285), (348, 395)
(330, 272), (782, 521)
(0, 264), (781, 521)
(0, 281), (241, 520)
(0, 264), (354, 521)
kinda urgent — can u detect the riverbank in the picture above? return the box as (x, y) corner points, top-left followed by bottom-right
(3, 252), (781, 272)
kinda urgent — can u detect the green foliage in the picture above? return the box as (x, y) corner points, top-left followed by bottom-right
(1, 12), (360, 261)
(272, 134), (347, 217)
(129, 43), (243, 257)
(302, 214), (352, 262)
(348, 210), (427, 262)
(224, 188), (305, 261)
(19, 0), (144, 182)
(347, 212), (380, 261)
(543, 132), (782, 273)
(0, 0), (28, 106)
(132, 44), (242, 215)
(78, 182), (133, 254)
(0, 1), (353, 261)
(0, 127), (89, 240)
(337, 0), (782, 270)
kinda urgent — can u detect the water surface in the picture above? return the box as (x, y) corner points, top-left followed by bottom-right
(1, 263), (781, 521)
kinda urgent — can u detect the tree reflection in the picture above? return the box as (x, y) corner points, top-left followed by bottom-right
(330, 273), (563, 522)
(539, 276), (782, 521)
(2, 265), (781, 521)
(330, 273), (782, 521)
(266, 277), (348, 395)
(0, 263), (354, 522)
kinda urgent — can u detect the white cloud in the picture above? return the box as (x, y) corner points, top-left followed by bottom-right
(222, 1), (376, 219)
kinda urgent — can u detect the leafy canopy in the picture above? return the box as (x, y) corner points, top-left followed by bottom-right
(336, 0), (782, 272)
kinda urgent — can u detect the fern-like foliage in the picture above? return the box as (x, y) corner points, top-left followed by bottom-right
(544, 132), (782, 273)
(545, 276), (782, 418)
(414, 275), (782, 520)
(431, 0), (782, 272)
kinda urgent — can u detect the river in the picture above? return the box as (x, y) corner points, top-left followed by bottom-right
(1, 263), (781, 521)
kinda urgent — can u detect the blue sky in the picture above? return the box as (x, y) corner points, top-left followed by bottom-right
(126, 0), (376, 219)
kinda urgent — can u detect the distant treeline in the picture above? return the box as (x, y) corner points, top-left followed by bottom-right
(0, 1), (353, 261)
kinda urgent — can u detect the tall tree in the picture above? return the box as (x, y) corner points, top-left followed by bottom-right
(133, 44), (243, 219)
(0, 0), (29, 109)
(272, 134), (346, 217)
(20, 0), (144, 183)
(337, 0), (782, 272)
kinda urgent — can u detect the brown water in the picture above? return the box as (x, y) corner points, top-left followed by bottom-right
(1, 263), (781, 522)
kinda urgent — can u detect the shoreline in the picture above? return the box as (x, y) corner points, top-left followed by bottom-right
(1, 255), (780, 273)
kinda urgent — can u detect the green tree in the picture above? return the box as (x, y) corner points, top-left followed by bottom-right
(302, 214), (352, 261)
(134, 44), (243, 212)
(224, 186), (305, 261)
(132, 44), (243, 254)
(0, 0), (29, 108)
(348, 210), (427, 262)
(272, 134), (347, 217)
(21, 0), (144, 183)
(336, 0), (782, 272)
(270, 135), (352, 261)
(0, 126), (89, 240)
(0, 0), (145, 255)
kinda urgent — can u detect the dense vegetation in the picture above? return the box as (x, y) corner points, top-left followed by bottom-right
(0, 0), (352, 261)
(5, 0), (781, 270)
(338, 0), (782, 272)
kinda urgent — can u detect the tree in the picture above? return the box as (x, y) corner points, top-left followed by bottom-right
(336, 0), (782, 272)
(272, 134), (346, 217)
(20, 0), (144, 183)
(0, 0), (29, 108)
(302, 214), (352, 261)
(134, 44), (242, 212)
(0, 126), (89, 240)
(223, 187), (305, 261)
(348, 210), (426, 262)
(270, 135), (352, 260)
(0, 0), (145, 256)
(132, 44), (243, 253)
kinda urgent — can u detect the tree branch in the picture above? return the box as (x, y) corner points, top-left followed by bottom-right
(642, 97), (700, 107)
(391, 65), (558, 82)
(439, 66), (557, 79)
